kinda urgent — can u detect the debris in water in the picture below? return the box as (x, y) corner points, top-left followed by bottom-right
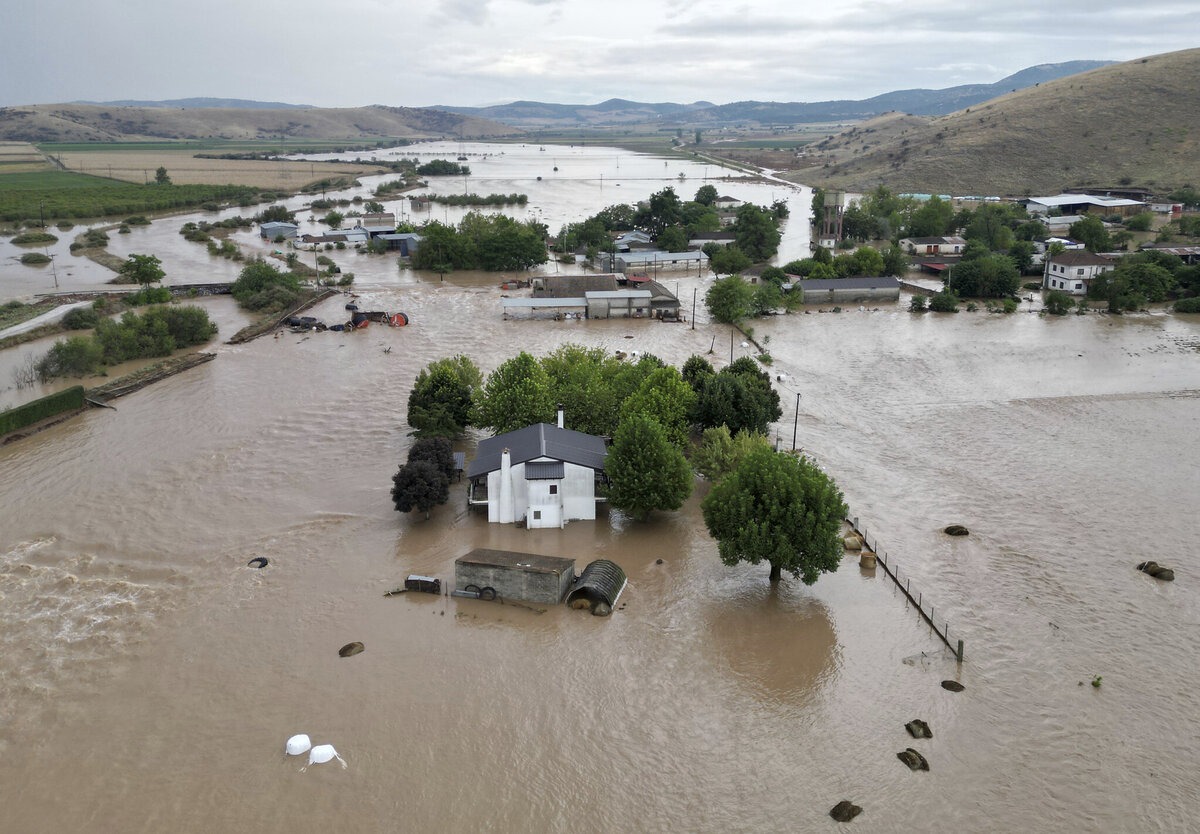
(944, 525), (970, 536)
(1136, 561), (1175, 581)
(897, 748), (930, 771)
(905, 720), (933, 739)
(247, 557), (269, 569)
(829, 800), (862, 822)
(338, 641), (364, 657)
(941, 680), (965, 692)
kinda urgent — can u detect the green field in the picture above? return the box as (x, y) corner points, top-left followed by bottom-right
(0, 170), (259, 222)
(0, 171), (123, 190)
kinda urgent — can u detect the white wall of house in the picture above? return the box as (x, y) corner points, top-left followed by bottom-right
(1042, 261), (1112, 295)
(485, 457), (596, 527)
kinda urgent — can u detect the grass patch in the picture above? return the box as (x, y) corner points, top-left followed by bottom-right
(20, 252), (51, 265)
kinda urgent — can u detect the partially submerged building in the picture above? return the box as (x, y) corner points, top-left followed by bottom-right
(260, 221), (299, 240)
(455, 549), (576, 604)
(1042, 251), (1115, 295)
(467, 410), (607, 528)
(788, 276), (901, 304)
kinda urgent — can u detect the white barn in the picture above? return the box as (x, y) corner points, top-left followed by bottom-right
(467, 413), (607, 529)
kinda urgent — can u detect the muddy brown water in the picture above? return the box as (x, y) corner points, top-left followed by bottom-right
(2, 144), (1200, 832)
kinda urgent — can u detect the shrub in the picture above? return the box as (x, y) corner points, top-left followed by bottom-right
(62, 307), (101, 329)
(1045, 290), (1075, 315)
(118, 224), (131, 234)
(1023, 281), (1042, 291)
(124, 216), (151, 226)
(929, 291), (959, 313)
(56, 221), (74, 231)
(1002, 298), (1018, 313)
(20, 253), (51, 265)
(12, 231), (58, 245)
(0, 386), (86, 434)
(1174, 297), (1200, 313)
(81, 229), (109, 248)
(909, 295), (927, 312)
(243, 285), (299, 313)
(36, 337), (105, 379)
(126, 286), (172, 306)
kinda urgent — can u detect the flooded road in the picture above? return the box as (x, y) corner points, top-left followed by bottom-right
(2, 144), (1200, 832)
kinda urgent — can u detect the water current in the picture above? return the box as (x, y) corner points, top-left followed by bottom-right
(1, 143), (1199, 832)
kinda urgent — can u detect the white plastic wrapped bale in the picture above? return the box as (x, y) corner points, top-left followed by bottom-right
(285, 734), (312, 756)
(302, 744), (347, 771)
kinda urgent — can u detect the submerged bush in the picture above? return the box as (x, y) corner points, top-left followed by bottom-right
(62, 307), (101, 329)
(1174, 297), (1200, 313)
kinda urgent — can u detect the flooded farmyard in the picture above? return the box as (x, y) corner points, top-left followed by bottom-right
(2, 143), (1199, 832)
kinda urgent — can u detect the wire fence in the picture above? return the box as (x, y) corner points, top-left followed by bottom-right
(848, 514), (965, 662)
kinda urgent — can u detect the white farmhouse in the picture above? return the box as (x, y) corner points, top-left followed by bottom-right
(467, 410), (607, 529)
(1043, 251), (1115, 295)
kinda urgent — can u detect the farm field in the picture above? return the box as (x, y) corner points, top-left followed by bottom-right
(0, 142), (52, 174)
(43, 148), (371, 189)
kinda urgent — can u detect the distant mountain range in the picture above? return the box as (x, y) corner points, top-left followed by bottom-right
(72, 97), (314, 110)
(433, 61), (1113, 127)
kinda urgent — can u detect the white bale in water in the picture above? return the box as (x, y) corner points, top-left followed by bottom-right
(307, 744), (347, 769)
(843, 536), (862, 551)
(740, 341), (750, 348)
(285, 734), (312, 756)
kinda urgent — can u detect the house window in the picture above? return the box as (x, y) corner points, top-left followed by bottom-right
(1075, 283), (1083, 290)
(549, 485), (558, 495)
(1077, 269), (1084, 275)
(533, 510), (541, 520)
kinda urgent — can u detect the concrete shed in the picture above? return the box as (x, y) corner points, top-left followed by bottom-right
(455, 548), (576, 604)
(794, 276), (900, 304)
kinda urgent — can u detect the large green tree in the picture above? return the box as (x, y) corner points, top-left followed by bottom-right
(705, 274), (754, 322)
(118, 253), (165, 287)
(407, 355), (481, 437)
(693, 368), (782, 436)
(391, 460), (450, 519)
(476, 352), (555, 434)
(948, 253), (1020, 298)
(710, 246), (752, 277)
(606, 414), (693, 521)
(702, 448), (847, 583)
(906, 196), (953, 238)
(732, 203), (781, 261)
(694, 184), (719, 206)
(1069, 215), (1111, 253)
(619, 366), (696, 449)
(692, 425), (771, 482)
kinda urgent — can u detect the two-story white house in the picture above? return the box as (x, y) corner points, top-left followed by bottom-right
(1043, 251), (1115, 295)
(467, 410), (607, 529)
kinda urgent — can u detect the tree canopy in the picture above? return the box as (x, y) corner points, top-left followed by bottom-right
(705, 274), (754, 322)
(701, 448), (847, 583)
(391, 459), (450, 519)
(732, 203), (782, 261)
(118, 253), (165, 287)
(476, 352), (556, 434)
(407, 355), (481, 437)
(606, 414), (693, 521)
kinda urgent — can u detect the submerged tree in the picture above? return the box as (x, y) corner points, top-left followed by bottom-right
(606, 414), (693, 521)
(702, 448), (847, 583)
(118, 253), (165, 287)
(391, 460), (449, 519)
(407, 355), (481, 437)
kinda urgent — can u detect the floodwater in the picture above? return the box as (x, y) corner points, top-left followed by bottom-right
(2, 144), (1200, 832)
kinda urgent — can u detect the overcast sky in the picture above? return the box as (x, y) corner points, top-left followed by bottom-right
(3, 0), (1196, 108)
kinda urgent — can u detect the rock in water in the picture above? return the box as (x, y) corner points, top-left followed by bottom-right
(338, 641), (364, 657)
(829, 800), (862, 822)
(944, 525), (970, 536)
(905, 720), (933, 739)
(1154, 568), (1175, 581)
(897, 748), (930, 771)
(941, 680), (965, 692)
(592, 601), (612, 617)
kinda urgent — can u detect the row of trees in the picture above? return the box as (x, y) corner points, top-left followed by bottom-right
(37, 305), (217, 379)
(398, 347), (845, 585)
(411, 212), (548, 272)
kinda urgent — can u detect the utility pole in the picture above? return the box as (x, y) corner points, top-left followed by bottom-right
(691, 288), (696, 330)
(729, 327), (734, 363)
(792, 391), (801, 451)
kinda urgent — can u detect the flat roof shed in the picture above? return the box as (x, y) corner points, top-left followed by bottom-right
(455, 548), (576, 605)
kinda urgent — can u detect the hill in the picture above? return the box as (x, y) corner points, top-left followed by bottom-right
(434, 61), (1110, 127)
(0, 103), (517, 143)
(799, 49), (1200, 196)
(72, 97), (315, 110)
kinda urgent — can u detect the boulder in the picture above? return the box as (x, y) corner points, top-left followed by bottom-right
(944, 525), (970, 536)
(905, 720), (933, 739)
(568, 598), (593, 610)
(897, 748), (930, 771)
(941, 680), (965, 692)
(592, 601), (612, 617)
(829, 800), (863, 822)
(1154, 568), (1175, 581)
(338, 641), (364, 657)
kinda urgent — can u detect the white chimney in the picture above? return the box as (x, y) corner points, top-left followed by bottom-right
(557, 404), (564, 429)
(498, 448), (514, 524)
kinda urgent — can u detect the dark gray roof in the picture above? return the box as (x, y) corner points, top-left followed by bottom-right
(457, 548), (574, 575)
(468, 423), (607, 478)
(798, 276), (900, 291)
(525, 461), (565, 480)
(534, 275), (618, 298)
